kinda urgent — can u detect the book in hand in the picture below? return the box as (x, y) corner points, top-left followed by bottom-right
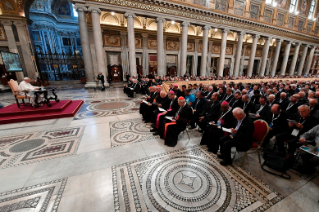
(300, 145), (319, 157)
(222, 127), (232, 133)
(165, 116), (175, 121)
(130, 88), (134, 90)
(142, 100), (149, 104)
(287, 119), (298, 124)
(158, 107), (166, 112)
(208, 121), (216, 125)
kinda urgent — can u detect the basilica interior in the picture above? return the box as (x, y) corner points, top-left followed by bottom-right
(0, 0), (319, 211)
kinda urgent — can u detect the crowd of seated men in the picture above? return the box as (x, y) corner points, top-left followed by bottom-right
(135, 78), (319, 174)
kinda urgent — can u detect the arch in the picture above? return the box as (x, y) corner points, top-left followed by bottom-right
(146, 18), (157, 30)
(134, 16), (143, 28)
(101, 12), (120, 25)
(227, 31), (235, 41)
(188, 25), (196, 35)
(166, 22), (180, 33)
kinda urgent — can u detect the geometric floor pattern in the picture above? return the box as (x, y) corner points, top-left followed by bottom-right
(110, 118), (158, 148)
(0, 127), (84, 170)
(74, 98), (141, 120)
(112, 145), (284, 212)
(0, 178), (67, 212)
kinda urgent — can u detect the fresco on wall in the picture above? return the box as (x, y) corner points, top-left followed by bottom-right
(300, 0), (307, 15)
(166, 41), (179, 50)
(187, 43), (195, 52)
(264, 9), (273, 23)
(58, 1), (71, 17)
(288, 17), (295, 28)
(277, 0), (288, 9)
(148, 40), (158, 49)
(104, 35), (121, 47)
(215, 0), (227, 12)
(250, 4), (259, 20)
(234, 0), (245, 16)
(193, 0), (206, 7)
(276, 13), (285, 26)
(298, 20), (304, 31)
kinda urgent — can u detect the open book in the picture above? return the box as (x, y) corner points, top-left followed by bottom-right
(300, 145), (319, 157)
(222, 127), (232, 133)
(158, 107), (166, 112)
(165, 116), (175, 121)
(142, 100), (149, 104)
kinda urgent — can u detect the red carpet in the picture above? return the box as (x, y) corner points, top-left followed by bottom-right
(0, 100), (83, 124)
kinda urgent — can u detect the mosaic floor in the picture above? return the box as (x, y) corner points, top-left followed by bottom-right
(0, 83), (318, 212)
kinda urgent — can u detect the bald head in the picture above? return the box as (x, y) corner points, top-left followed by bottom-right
(271, 104), (280, 114)
(309, 98), (318, 108)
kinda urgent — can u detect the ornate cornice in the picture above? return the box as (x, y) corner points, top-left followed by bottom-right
(86, 0), (319, 44)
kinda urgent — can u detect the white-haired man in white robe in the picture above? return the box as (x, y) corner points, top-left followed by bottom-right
(18, 77), (41, 106)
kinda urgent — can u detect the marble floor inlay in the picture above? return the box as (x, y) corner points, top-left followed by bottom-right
(0, 178), (67, 212)
(110, 118), (158, 147)
(0, 127), (84, 169)
(112, 145), (283, 212)
(74, 99), (140, 120)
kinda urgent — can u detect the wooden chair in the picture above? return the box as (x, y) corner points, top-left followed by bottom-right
(8, 79), (30, 108)
(234, 119), (269, 166)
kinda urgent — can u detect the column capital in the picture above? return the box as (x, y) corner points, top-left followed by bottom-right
(155, 18), (166, 23)
(124, 13), (136, 19)
(181, 21), (190, 27)
(308, 45), (315, 49)
(237, 31), (246, 36)
(221, 29), (229, 34)
(1, 20), (12, 26)
(13, 21), (25, 27)
(202, 26), (211, 30)
(285, 40), (291, 44)
(74, 4), (87, 12)
(263, 36), (270, 41)
(88, 6), (101, 14)
(141, 33), (148, 38)
(251, 34), (260, 39)
(301, 44), (309, 47)
(293, 42), (300, 46)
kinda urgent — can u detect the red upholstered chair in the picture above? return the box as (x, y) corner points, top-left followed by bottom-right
(238, 119), (269, 166)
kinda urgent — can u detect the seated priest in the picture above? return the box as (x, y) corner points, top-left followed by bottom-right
(139, 86), (157, 116)
(151, 91), (179, 135)
(159, 96), (193, 147)
(123, 77), (133, 93)
(189, 91), (208, 129)
(263, 104), (289, 147)
(143, 91), (169, 123)
(194, 92), (221, 133)
(274, 105), (319, 161)
(126, 79), (140, 97)
(229, 91), (243, 109)
(297, 125), (319, 174)
(242, 94), (254, 114)
(18, 77), (41, 107)
(218, 108), (255, 166)
(249, 96), (270, 121)
(201, 101), (235, 153)
(309, 98), (319, 117)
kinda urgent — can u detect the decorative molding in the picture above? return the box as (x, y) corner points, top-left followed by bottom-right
(74, 5), (88, 12)
(155, 18), (166, 23)
(84, 0), (319, 43)
(88, 7), (101, 14)
(124, 13), (136, 19)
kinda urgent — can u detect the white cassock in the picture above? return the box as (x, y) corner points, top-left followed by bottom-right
(18, 81), (41, 106)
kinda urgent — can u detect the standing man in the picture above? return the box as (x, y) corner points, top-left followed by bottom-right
(97, 72), (105, 91)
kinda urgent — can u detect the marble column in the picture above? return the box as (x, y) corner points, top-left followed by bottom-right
(280, 41), (291, 76)
(304, 46), (316, 75)
(156, 18), (165, 77)
(13, 21), (37, 80)
(240, 45), (247, 76)
(76, 6), (95, 87)
(217, 29), (228, 76)
(141, 33), (149, 76)
(88, 7), (108, 86)
(288, 42), (300, 76)
(206, 41), (213, 76)
(259, 37), (270, 77)
(233, 32), (244, 77)
(1, 20), (24, 81)
(265, 48), (273, 75)
(193, 39), (199, 76)
(297, 44), (308, 76)
(180, 22), (190, 76)
(247, 34), (259, 77)
(163, 35), (167, 75)
(125, 13), (137, 77)
(120, 31), (129, 79)
(200, 26), (210, 76)
(271, 39), (282, 76)
(177, 37), (182, 76)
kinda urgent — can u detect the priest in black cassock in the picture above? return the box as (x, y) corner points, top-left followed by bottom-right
(144, 91), (170, 123)
(159, 97), (193, 147)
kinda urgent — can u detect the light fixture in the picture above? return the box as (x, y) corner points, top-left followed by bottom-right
(214, 28), (218, 31)
(111, 12), (115, 16)
(272, 2), (277, 7)
(295, 11), (299, 15)
(171, 21), (175, 24)
(313, 17), (317, 21)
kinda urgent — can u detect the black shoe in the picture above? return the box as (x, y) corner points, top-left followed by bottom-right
(150, 128), (157, 132)
(217, 154), (223, 159)
(220, 160), (232, 166)
(153, 131), (159, 136)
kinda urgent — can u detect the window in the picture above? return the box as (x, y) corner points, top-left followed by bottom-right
(289, 0), (298, 13)
(266, 0), (277, 6)
(308, 0), (316, 19)
(72, 4), (78, 17)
